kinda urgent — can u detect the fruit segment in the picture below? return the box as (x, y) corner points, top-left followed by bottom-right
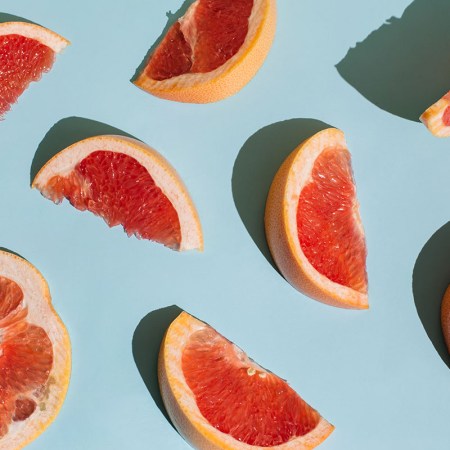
(159, 311), (334, 449)
(420, 91), (450, 137)
(265, 128), (369, 309)
(133, 0), (276, 103)
(32, 135), (203, 251)
(441, 285), (450, 353)
(0, 22), (69, 119)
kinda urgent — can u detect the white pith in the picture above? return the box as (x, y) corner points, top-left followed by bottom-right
(142, 0), (267, 89)
(0, 22), (69, 53)
(285, 129), (368, 308)
(0, 251), (70, 450)
(161, 312), (334, 449)
(32, 135), (203, 251)
(420, 91), (450, 137)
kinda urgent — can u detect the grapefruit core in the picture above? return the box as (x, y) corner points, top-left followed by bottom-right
(265, 128), (369, 309)
(159, 311), (334, 449)
(0, 22), (69, 119)
(420, 91), (450, 137)
(0, 250), (70, 450)
(133, 0), (276, 103)
(32, 135), (203, 251)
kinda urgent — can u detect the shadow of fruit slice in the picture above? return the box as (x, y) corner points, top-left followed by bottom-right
(32, 135), (203, 251)
(265, 128), (368, 309)
(420, 91), (450, 137)
(0, 250), (71, 450)
(0, 22), (69, 119)
(159, 311), (334, 449)
(132, 0), (276, 103)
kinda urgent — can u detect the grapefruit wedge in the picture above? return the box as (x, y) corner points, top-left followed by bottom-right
(420, 91), (450, 137)
(0, 22), (69, 119)
(0, 250), (71, 450)
(159, 312), (334, 449)
(32, 135), (203, 251)
(441, 285), (450, 353)
(265, 128), (368, 309)
(133, 0), (276, 103)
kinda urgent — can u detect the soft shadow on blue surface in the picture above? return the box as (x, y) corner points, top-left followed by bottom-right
(30, 117), (138, 184)
(336, 0), (450, 122)
(132, 305), (183, 428)
(413, 222), (450, 370)
(131, 0), (196, 82)
(0, 13), (35, 24)
(232, 119), (331, 271)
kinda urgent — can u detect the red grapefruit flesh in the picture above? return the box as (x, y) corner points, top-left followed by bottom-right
(182, 327), (321, 447)
(420, 90), (450, 137)
(0, 35), (54, 118)
(159, 312), (334, 449)
(297, 147), (368, 294)
(147, 0), (254, 80)
(45, 150), (182, 249)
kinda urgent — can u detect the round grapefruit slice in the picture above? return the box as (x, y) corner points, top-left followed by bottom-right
(441, 285), (450, 353)
(32, 135), (203, 251)
(265, 128), (368, 309)
(0, 250), (70, 450)
(0, 22), (69, 119)
(159, 312), (334, 449)
(420, 91), (450, 137)
(133, 0), (276, 103)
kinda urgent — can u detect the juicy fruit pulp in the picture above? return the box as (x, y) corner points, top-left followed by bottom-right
(182, 327), (321, 447)
(297, 147), (368, 294)
(0, 276), (53, 438)
(146, 0), (254, 80)
(0, 34), (55, 118)
(42, 151), (182, 249)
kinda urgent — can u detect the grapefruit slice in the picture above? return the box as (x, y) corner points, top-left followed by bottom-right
(32, 135), (203, 251)
(0, 250), (71, 450)
(441, 285), (450, 353)
(420, 91), (450, 137)
(0, 22), (69, 119)
(133, 0), (276, 103)
(159, 311), (334, 449)
(265, 128), (368, 309)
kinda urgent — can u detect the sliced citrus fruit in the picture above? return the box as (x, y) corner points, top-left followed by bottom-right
(159, 311), (334, 449)
(441, 285), (450, 353)
(0, 250), (70, 450)
(133, 0), (276, 103)
(0, 21), (69, 119)
(265, 128), (368, 309)
(32, 135), (203, 251)
(420, 91), (450, 137)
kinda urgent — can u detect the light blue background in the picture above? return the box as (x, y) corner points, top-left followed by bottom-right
(1, 0), (449, 449)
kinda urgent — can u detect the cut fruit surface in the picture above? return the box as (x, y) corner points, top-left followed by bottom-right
(32, 135), (203, 251)
(159, 311), (334, 449)
(133, 0), (276, 103)
(0, 22), (69, 119)
(265, 128), (368, 309)
(0, 250), (70, 450)
(420, 91), (450, 137)
(441, 285), (450, 353)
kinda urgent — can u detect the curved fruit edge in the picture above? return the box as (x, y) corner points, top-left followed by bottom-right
(420, 92), (450, 138)
(265, 128), (369, 309)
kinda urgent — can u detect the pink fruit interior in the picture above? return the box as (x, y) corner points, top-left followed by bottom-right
(42, 151), (182, 249)
(0, 34), (55, 118)
(0, 277), (53, 438)
(145, 0), (254, 80)
(182, 326), (321, 447)
(297, 147), (368, 294)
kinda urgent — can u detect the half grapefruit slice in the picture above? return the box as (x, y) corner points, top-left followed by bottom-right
(159, 311), (334, 449)
(265, 128), (368, 309)
(0, 250), (71, 450)
(32, 135), (203, 251)
(420, 91), (450, 137)
(133, 0), (276, 103)
(0, 22), (69, 119)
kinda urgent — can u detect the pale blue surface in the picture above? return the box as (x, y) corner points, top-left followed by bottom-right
(1, 0), (450, 449)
